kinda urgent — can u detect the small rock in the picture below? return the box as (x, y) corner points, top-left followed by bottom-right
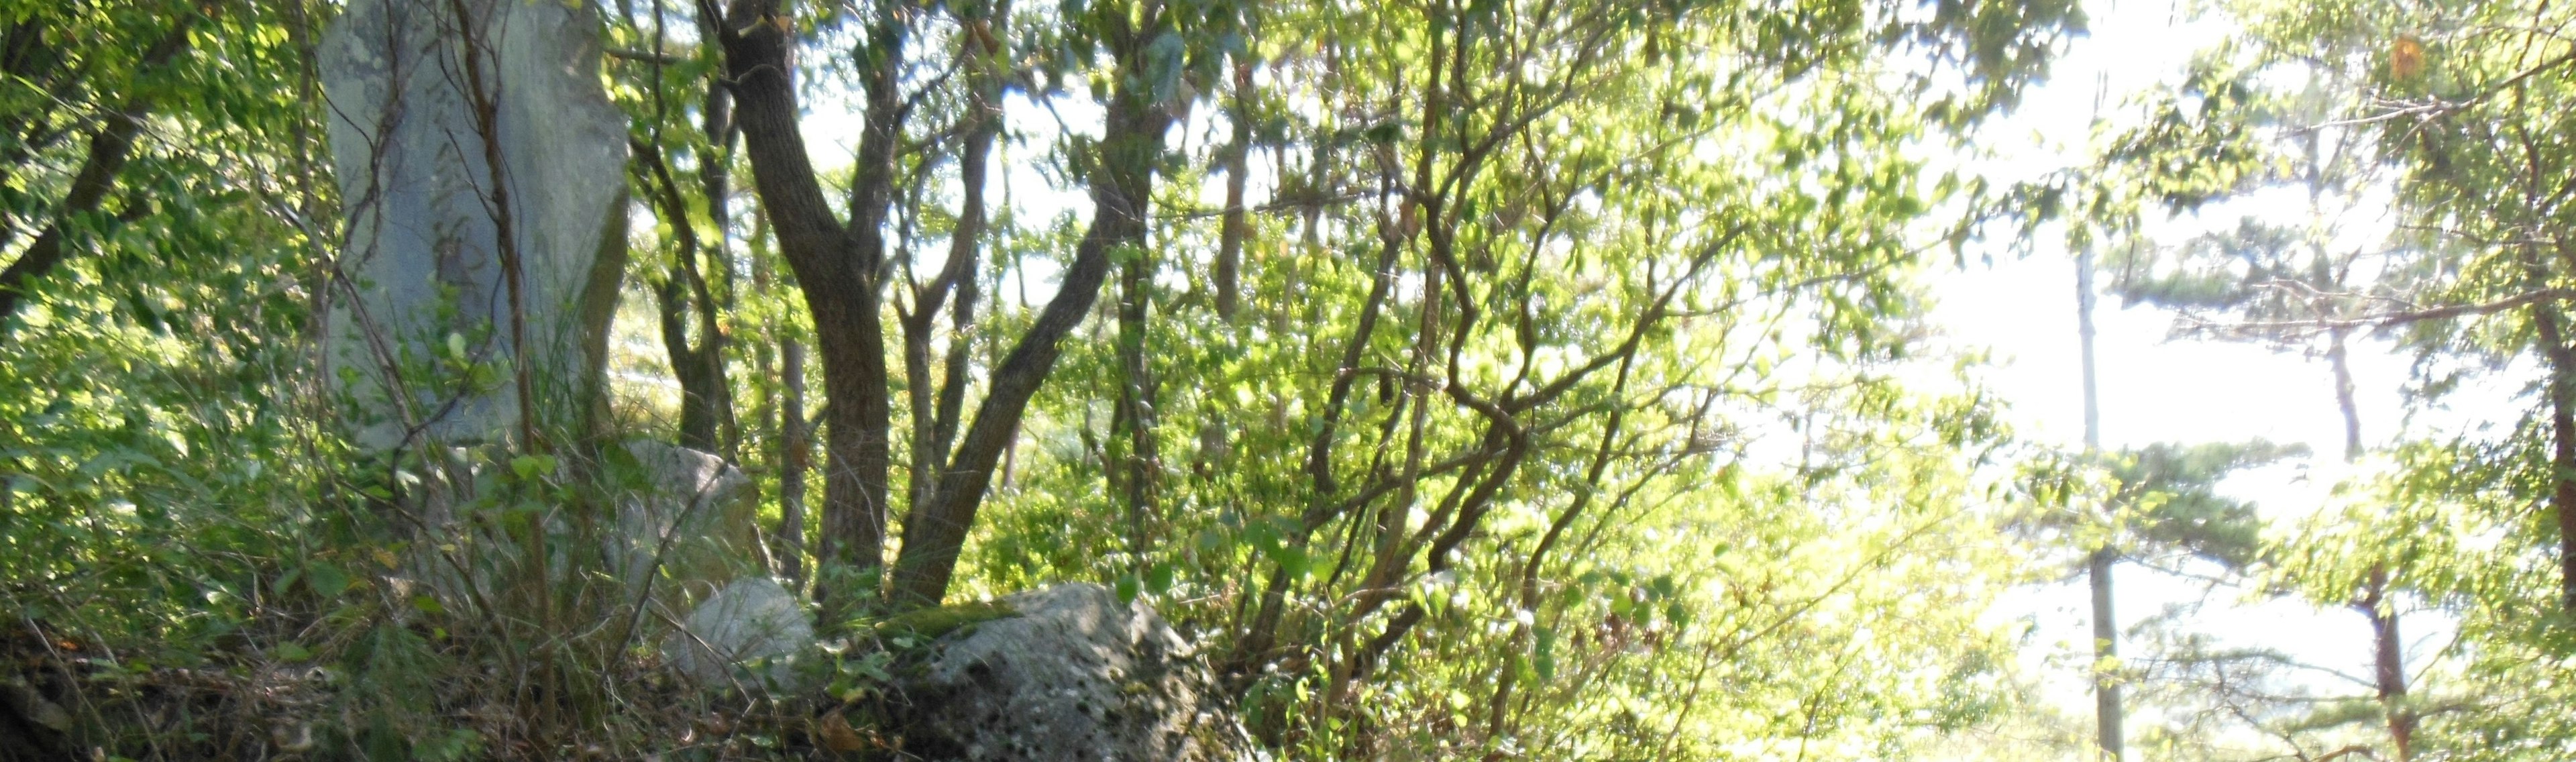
(610, 439), (760, 600)
(661, 578), (813, 692)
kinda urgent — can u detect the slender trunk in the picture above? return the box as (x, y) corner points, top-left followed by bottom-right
(780, 337), (810, 586)
(886, 12), (1174, 608)
(2088, 548), (2123, 762)
(1214, 59), (1253, 321)
(2328, 329), (2362, 461)
(931, 252), (978, 472)
(2535, 303), (2576, 614)
(2358, 569), (2414, 761)
(1113, 229), (1160, 565)
(904, 308), (939, 516)
(657, 275), (720, 451)
(700, 76), (741, 456)
(905, 0), (1005, 519)
(633, 137), (733, 455)
(2077, 246), (2121, 762)
(2330, 332), (2411, 759)
(2518, 236), (2576, 614)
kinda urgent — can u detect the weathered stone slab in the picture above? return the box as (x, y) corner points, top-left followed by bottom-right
(319, 0), (628, 450)
(889, 583), (1250, 761)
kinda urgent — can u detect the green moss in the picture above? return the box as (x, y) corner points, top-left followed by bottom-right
(868, 600), (1018, 643)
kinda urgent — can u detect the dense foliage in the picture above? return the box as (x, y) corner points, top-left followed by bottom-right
(3, 0), (2575, 759)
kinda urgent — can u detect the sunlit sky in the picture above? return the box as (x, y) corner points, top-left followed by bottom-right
(1937, 0), (2514, 732)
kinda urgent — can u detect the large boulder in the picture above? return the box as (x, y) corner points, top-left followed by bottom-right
(886, 584), (1248, 761)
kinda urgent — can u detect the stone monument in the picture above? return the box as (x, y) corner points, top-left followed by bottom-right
(318, 0), (779, 661)
(319, 0), (629, 450)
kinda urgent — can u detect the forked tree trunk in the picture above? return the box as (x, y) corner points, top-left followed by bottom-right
(714, 0), (904, 596)
(886, 9), (1175, 608)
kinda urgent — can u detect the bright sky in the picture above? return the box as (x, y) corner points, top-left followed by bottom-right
(1935, 0), (2497, 740)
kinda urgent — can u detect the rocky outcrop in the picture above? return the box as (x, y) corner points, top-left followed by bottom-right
(885, 584), (1248, 761)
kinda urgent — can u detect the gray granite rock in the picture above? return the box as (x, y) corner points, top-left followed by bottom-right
(662, 577), (814, 693)
(892, 584), (1250, 761)
(610, 440), (762, 601)
(319, 0), (628, 450)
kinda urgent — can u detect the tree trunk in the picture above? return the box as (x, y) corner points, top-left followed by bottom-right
(1214, 59), (1253, 321)
(2089, 547), (2124, 762)
(2358, 569), (2414, 761)
(1113, 227), (1161, 564)
(698, 75), (741, 455)
(656, 275), (726, 451)
(2328, 329), (2361, 460)
(780, 337), (810, 586)
(714, 0), (904, 591)
(632, 135), (735, 455)
(2535, 303), (2576, 614)
(2518, 236), (2576, 614)
(904, 0), (1004, 520)
(0, 11), (201, 329)
(2329, 335), (2411, 760)
(886, 10), (1175, 608)
(2076, 246), (2121, 762)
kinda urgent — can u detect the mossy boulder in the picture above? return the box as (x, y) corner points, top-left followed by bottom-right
(876, 583), (1248, 761)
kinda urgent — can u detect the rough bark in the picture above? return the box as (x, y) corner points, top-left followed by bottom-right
(712, 0), (904, 583)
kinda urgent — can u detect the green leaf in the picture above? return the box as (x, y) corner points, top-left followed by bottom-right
(305, 562), (350, 599)
(509, 454), (557, 482)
